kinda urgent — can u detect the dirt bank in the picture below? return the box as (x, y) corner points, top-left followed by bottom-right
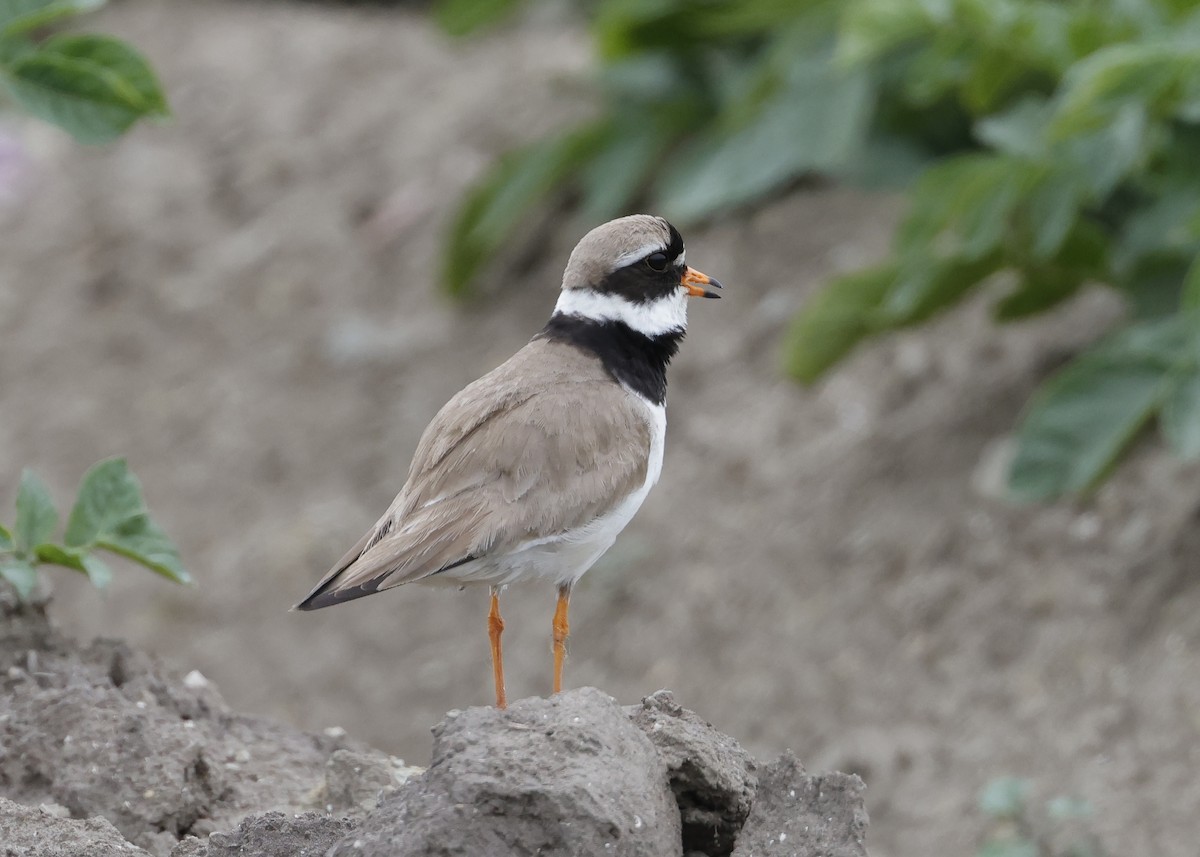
(0, 596), (866, 856)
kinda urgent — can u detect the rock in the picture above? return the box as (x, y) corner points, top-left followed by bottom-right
(332, 688), (683, 857)
(0, 795), (152, 857)
(91, 640), (228, 722)
(627, 690), (757, 856)
(1, 600), (871, 857)
(168, 838), (208, 857)
(169, 811), (357, 857)
(0, 610), (365, 855)
(0, 680), (230, 847)
(731, 753), (869, 857)
(323, 748), (421, 813)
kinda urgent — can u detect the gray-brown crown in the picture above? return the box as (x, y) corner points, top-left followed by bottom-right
(561, 215), (679, 291)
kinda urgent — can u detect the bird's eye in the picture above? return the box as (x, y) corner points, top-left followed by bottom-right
(645, 252), (669, 273)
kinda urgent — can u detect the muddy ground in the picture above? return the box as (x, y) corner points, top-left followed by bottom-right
(2, 1), (1199, 855)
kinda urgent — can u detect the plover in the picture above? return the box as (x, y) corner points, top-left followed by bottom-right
(296, 215), (721, 707)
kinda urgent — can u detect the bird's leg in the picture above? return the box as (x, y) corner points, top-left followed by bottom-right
(488, 587), (507, 709)
(552, 584), (571, 694)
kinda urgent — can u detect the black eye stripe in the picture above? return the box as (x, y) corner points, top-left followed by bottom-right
(595, 262), (678, 303)
(592, 221), (688, 303)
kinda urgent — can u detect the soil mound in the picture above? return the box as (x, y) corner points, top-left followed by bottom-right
(0, 596), (867, 856)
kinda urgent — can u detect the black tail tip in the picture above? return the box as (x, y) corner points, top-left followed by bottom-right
(293, 579), (384, 612)
(293, 591), (335, 611)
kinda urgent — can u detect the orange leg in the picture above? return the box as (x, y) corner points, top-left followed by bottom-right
(552, 585), (571, 694)
(488, 588), (507, 709)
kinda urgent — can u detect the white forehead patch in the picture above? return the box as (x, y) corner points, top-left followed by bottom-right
(610, 241), (668, 272)
(553, 287), (688, 337)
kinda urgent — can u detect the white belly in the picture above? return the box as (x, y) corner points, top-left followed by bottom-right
(424, 395), (666, 589)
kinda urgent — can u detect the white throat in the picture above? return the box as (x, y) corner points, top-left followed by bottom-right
(553, 288), (688, 338)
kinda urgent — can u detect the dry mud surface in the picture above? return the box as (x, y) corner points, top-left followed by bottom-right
(2, 1), (1200, 855)
(0, 598), (866, 856)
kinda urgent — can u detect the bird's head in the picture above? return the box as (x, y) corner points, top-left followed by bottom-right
(554, 215), (721, 337)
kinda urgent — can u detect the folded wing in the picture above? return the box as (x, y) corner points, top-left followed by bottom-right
(295, 340), (652, 610)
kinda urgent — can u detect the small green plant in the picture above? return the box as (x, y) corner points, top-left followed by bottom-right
(0, 5), (180, 603)
(438, 0), (1200, 501)
(0, 458), (190, 601)
(786, 0), (1200, 502)
(976, 777), (1105, 857)
(0, 0), (169, 143)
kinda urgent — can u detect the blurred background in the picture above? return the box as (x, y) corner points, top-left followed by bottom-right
(2, 0), (1200, 855)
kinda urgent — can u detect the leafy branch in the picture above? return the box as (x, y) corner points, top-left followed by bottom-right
(0, 458), (190, 601)
(0, 0), (169, 143)
(787, 0), (1200, 500)
(438, 0), (1200, 500)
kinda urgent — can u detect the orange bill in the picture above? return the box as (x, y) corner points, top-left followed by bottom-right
(681, 266), (723, 299)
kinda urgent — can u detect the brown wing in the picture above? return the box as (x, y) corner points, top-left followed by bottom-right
(295, 339), (652, 609)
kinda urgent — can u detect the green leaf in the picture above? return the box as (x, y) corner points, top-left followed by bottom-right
(64, 457), (146, 547)
(2, 34), (168, 144)
(4, 55), (140, 143)
(578, 118), (671, 222)
(1053, 41), (1197, 136)
(1024, 172), (1083, 261)
(1161, 367), (1200, 460)
(974, 97), (1051, 159)
(33, 541), (86, 571)
(52, 458), (189, 583)
(1181, 253), (1200, 312)
(993, 267), (1083, 322)
(1112, 185), (1200, 277)
(882, 252), (1003, 324)
(897, 155), (1035, 262)
(41, 34), (168, 114)
(34, 542), (117, 592)
(959, 183), (1023, 262)
(784, 263), (896, 382)
(0, 33), (33, 65)
(63, 458), (189, 584)
(0, 522), (12, 552)
(433, 0), (523, 37)
(1116, 255), (1194, 320)
(0, 556), (38, 600)
(80, 552), (113, 589)
(899, 37), (972, 107)
(961, 47), (1036, 115)
(655, 55), (873, 223)
(598, 54), (694, 106)
(15, 469), (57, 552)
(979, 777), (1031, 819)
(1009, 323), (1185, 500)
(835, 0), (933, 68)
(441, 123), (610, 296)
(995, 221), (1106, 320)
(1060, 102), (1147, 198)
(97, 513), (190, 584)
(838, 132), (931, 189)
(594, 0), (810, 59)
(0, 0), (104, 37)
